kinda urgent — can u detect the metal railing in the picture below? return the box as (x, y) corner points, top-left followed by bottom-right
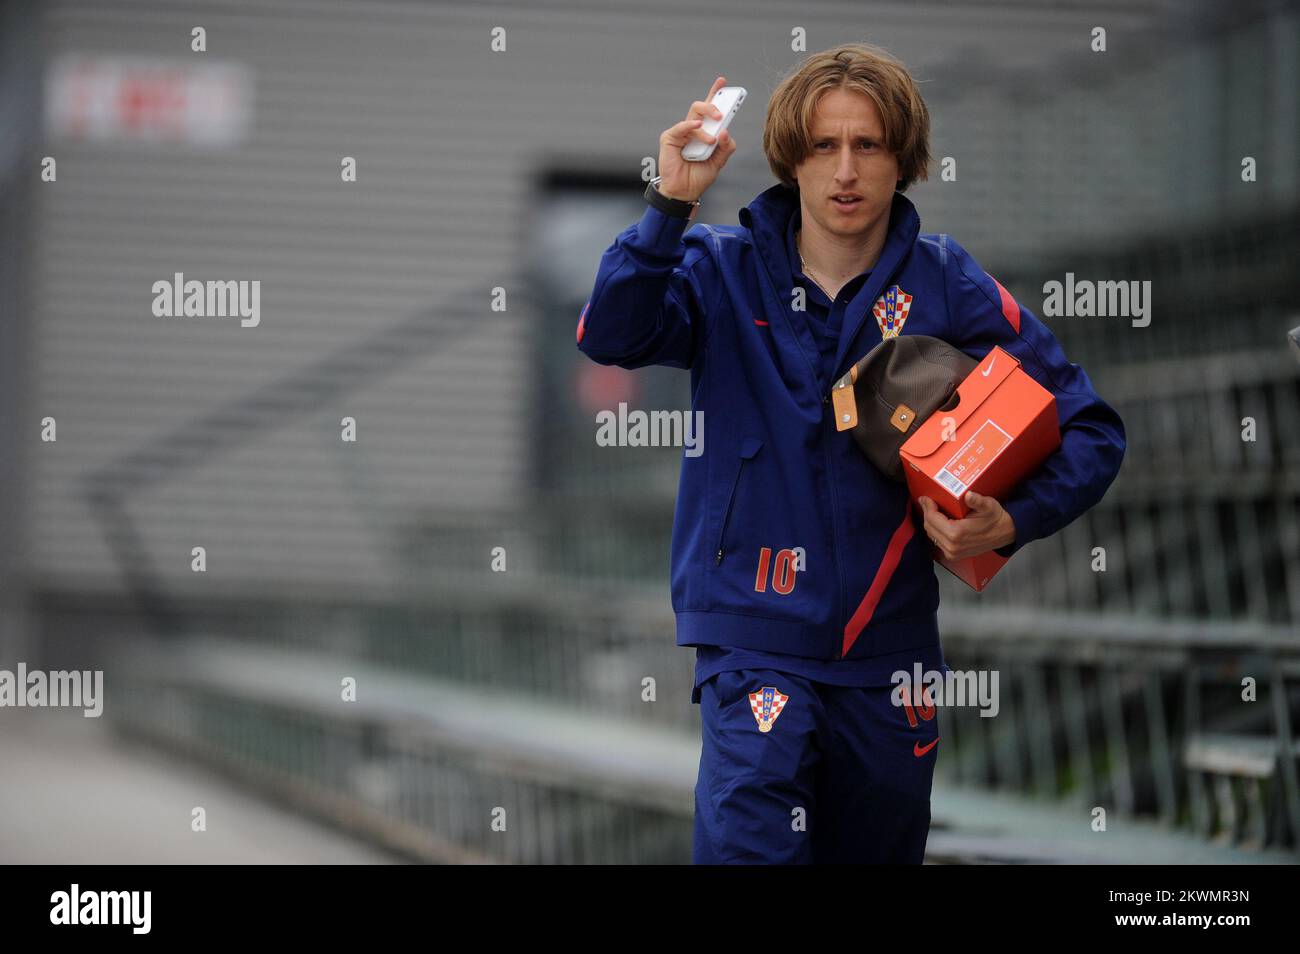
(108, 613), (1300, 861)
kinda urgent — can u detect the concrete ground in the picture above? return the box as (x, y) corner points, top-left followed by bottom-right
(0, 706), (403, 864)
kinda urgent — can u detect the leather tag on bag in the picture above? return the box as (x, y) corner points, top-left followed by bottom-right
(832, 368), (858, 431)
(890, 402), (916, 433)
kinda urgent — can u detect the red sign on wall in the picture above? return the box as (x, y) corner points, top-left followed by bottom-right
(46, 54), (254, 147)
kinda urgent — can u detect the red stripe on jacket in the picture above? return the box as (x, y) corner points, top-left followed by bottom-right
(575, 301), (589, 343)
(842, 498), (916, 656)
(991, 278), (1020, 333)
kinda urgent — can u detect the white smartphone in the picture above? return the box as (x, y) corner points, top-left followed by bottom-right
(682, 85), (746, 162)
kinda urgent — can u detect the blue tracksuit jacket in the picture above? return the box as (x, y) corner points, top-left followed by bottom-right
(577, 182), (1126, 702)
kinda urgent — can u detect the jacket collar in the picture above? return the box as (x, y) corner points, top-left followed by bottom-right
(740, 183), (922, 387)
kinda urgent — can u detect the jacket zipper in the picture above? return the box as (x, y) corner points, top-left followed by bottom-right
(821, 396), (848, 657)
(715, 459), (750, 565)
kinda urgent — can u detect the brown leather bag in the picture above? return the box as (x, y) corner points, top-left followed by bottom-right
(830, 335), (977, 482)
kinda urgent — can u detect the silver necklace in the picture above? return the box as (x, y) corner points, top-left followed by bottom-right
(796, 229), (841, 299)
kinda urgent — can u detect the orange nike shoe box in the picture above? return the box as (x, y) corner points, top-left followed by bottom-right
(899, 345), (1060, 591)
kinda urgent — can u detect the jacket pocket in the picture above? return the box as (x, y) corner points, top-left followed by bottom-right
(715, 437), (764, 566)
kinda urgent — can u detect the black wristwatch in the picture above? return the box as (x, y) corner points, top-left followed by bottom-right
(644, 176), (701, 222)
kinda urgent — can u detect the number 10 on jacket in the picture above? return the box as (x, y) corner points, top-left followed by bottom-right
(754, 546), (804, 594)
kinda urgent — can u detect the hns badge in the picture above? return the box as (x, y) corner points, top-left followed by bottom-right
(749, 686), (790, 733)
(873, 285), (914, 339)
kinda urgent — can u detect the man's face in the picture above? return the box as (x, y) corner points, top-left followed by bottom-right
(793, 87), (900, 238)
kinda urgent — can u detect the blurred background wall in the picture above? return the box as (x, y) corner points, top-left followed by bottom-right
(1, 0), (1298, 864)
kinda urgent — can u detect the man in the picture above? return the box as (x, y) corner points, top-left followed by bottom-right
(576, 43), (1125, 863)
